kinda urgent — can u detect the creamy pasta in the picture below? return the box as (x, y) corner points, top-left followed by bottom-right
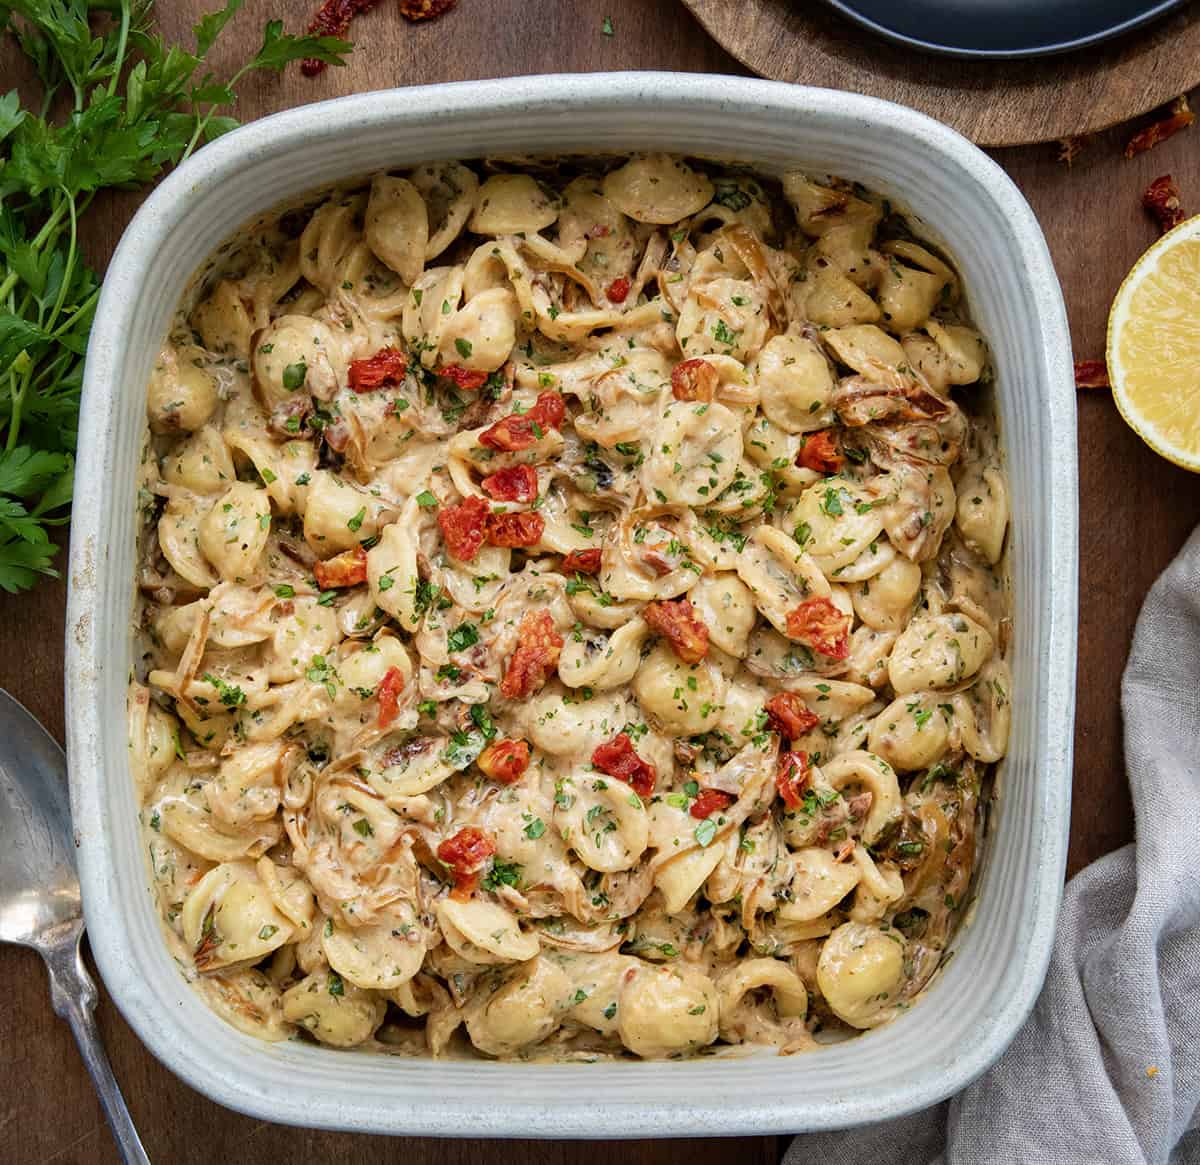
(130, 155), (1011, 1061)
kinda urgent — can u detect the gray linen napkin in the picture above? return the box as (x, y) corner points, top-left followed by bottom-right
(786, 525), (1200, 1165)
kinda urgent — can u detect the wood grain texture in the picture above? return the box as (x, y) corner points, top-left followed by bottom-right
(685, 0), (1200, 145)
(2, 0), (1198, 1159)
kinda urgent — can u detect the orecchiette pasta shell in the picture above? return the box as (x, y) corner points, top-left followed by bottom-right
(753, 334), (836, 433)
(955, 465), (1009, 565)
(616, 964), (719, 1058)
(633, 643), (727, 736)
(816, 921), (905, 1029)
(822, 325), (908, 382)
(782, 174), (881, 238)
(804, 267), (882, 328)
(654, 842), (727, 913)
(554, 772), (650, 873)
(364, 175), (429, 286)
(281, 970), (385, 1047)
(850, 555), (922, 633)
(464, 957), (572, 1057)
(323, 903), (426, 990)
(523, 688), (629, 758)
(867, 693), (951, 773)
(688, 573), (758, 658)
(848, 849), (904, 923)
(409, 161), (479, 260)
(889, 611), (994, 694)
(196, 968), (292, 1041)
(265, 596), (340, 683)
(557, 619), (649, 691)
(788, 480), (885, 574)
(438, 287), (519, 373)
(148, 344), (218, 432)
(778, 847), (862, 922)
(642, 398), (742, 506)
(717, 957), (809, 1036)
(735, 524), (831, 635)
(158, 496), (219, 589)
(820, 750), (903, 844)
(925, 321), (988, 385)
(162, 795), (281, 862)
(470, 173), (558, 234)
(436, 897), (540, 965)
(252, 314), (345, 408)
(602, 154), (714, 224)
(181, 861), (293, 971)
(162, 426), (235, 494)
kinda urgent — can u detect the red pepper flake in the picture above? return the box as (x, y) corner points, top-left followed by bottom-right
(479, 392), (566, 452)
(1125, 95), (1195, 159)
(642, 598), (709, 664)
(436, 826), (495, 899)
(1074, 360), (1110, 390)
(689, 788), (736, 820)
(1143, 174), (1187, 235)
(591, 732), (657, 798)
(796, 429), (844, 474)
(348, 346), (407, 392)
(670, 358), (718, 402)
(476, 738), (531, 784)
(785, 597), (851, 660)
(500, 609), (563, 699)
(441, 363), (489, 391)
(313, 545), (368, 589)
(438, 494), (488, 561)
(606, 276), (631, 304)
(399, 0), (456, 18)
(763, 692), (820, 740)
(480, 464), (538, 504)
(376, 666), (405, 729)
(561, 548), (603, 575)
(485, 510), (545, 548)
(302, 0), (381, 76)
(776, 751), (811, 810)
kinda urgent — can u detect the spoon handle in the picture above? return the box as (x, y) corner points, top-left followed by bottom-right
(44, 929), (151, 1165)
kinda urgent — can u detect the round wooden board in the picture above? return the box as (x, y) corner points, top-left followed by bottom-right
(682, 0), (1200, 145)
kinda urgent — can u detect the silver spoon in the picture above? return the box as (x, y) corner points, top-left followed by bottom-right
(0, 686), (150, 1164)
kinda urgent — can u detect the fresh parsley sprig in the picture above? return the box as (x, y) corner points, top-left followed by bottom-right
(0, 0), (351, 592)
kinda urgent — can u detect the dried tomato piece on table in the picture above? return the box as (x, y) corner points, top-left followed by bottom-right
(642, 598), (709, 663)
(400, 0), (456, 19)
(776, 751), (812, 810)
(438, 495), (488, 562)
(796, 429), (844, 474)
(671, 358), (719, 402)
(478, 392), (566, 452)
(436, 826), (495, 899)
(1143, 175), (1187, 235)
(690, 788), (736, 820)
(1074, 360), (1110, 390)
(591, 732), (657, 798)
(499, 609), (563, 699)
(313, 545), (367, 589)
(477, 738), (531, 784)
(302, 0), (380, 76)
(348, 346), (407, 392)
(1125, 96), (1195, 159)
(376, 666), (405, 729)
(481, 464), (538, 503)
(785, 597), (851, 660)
(763, 692), (820, 740)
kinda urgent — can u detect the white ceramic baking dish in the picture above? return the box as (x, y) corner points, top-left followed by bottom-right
(65, 72), (1077, 1138)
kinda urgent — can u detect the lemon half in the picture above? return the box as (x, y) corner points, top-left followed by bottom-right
(1107, 214), (1200, 471)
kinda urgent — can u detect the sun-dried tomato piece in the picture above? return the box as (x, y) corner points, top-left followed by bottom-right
(1056, 135), (1091, 166)
(478, 392), (566, 451)
(796, 429), (844, 474)
(785, 597), (851, 660)
(776, 751), (811, 810)
(438, 494), (488, 561)
(436, 826), (495, 899)
(500, 609), (563, 699)
(561, 548), (603, 575)
(313, 545), (368, 589)
(671, 358), (719, 402)
(485, 510), (545, 548)
(476, 738), (531, 784)
(1125, 95), (1195, 159)
(606, 277), (631, 304)
(400, 0), (456, 19)
(376, 666), (405, 729)
(1074, 360), (1110, 389)
(1143, 174), (1187, 234)
(591, 732), (657, 798)
(480, 464), (539, 503)
(441, 363), (489, 391)
(642, 598), (709, 664)
(302, 0), (379, 76)
(690, 788), (736, 820)
(763, 692), (820, 740)
(348, 346), (407, 392)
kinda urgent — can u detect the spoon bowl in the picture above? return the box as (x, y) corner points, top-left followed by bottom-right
(0, 686), (149, 1164)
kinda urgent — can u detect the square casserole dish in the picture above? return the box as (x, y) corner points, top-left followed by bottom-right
(66, 72), (1077, 1138)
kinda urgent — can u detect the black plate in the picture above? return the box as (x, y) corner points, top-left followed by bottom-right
(822, 0), (1190, 58)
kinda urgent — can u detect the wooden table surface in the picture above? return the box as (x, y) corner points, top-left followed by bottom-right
(3, 1), (1199, 1161)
